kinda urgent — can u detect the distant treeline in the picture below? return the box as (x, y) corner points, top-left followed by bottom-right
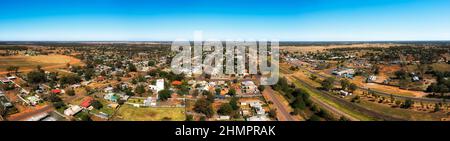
(279, 41), (450, 46)
(0, 45), (29, 50)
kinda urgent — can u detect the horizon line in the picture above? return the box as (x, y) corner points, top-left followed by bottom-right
(1, 40), (450, 42)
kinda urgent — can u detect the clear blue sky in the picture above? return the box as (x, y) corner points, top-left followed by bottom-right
(1, 0), (449, 41)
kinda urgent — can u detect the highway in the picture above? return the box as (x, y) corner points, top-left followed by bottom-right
(262, 86), (297, 121)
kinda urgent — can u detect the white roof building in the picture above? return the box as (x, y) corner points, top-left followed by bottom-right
(64, 105), (83, 116)
(247, 115), (270, 121)
(149, 79), (165, 93)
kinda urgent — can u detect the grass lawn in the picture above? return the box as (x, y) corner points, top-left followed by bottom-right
(128, 98), (144, 104)
(90, 99), (116, 115)
(113, 105), (186, 121)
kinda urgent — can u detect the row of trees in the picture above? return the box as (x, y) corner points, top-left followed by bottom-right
(272, 77), (336, 121)
(426, 71), (450, 98)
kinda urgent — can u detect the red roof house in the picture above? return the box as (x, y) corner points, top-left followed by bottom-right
(80, 97), (94, 108)
(51, 89), (62, 94)
(97, 76), (105, 81)
(171, 80), (182, 86)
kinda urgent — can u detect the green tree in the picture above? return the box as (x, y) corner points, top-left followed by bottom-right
(148, 60), (156, 66)
(229, 97), (239, 110)
(6, 66), (19, 74)
(128, 63), (137, 72)
(227, 88), (236, 96)
(292, 96), (306, 110)
(84, 68), (95, 80)
(258, 85), (265, 92)
(307, 115), (321, 121)
(434, 103), (441, 112)
(204, 91), (215, 103)
(27, 70), (47, 84)
(59, 74), (82, 85)
(215, 88), (221, 95)
(52, 101), (65, 109)
(124, 88), (134, 96)
(321, 77), (335, 91)
(348, 83), (358, 92)
(194, 98), (214, 118)
(185, 115), (194, 121)
(268, 109), (277, 119)
(217, 103), (233, 115)
(401, 99), (414, 109)
(91, 100), (103, 109)
(340, 79), (350, 90)
(158, 89), (172, 101)
(134, 85), (146, 94)
(66, 89), (76, 96)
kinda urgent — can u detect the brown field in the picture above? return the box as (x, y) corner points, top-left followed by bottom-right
(352, 76), (426, 97)
(0, 55), (82, 75)
(431, 63), (450, 72)
(280, 43), (399, 53)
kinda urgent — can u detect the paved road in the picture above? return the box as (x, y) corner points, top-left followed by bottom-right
(262, 86), (297, 121)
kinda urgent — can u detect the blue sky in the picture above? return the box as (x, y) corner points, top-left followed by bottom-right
(0, 0), (449, 41)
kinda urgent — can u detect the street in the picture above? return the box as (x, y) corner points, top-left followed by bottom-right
(262, 86), (297, 121)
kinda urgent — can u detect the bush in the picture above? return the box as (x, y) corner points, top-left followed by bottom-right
(158, 89), (172, 101)
(400, 99), (414, 109)
(217, 103), (233, 115)
(307, 115), (321, 121)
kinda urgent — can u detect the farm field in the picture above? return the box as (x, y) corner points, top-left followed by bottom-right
(0, 55), (82, 74)
(112, 105), (186, 121)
